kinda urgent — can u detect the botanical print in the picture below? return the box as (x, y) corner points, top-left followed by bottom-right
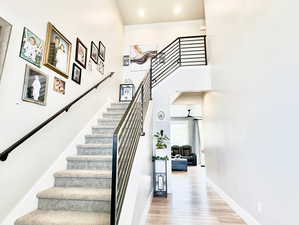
(44, 23), (72, 78)
(90, 41), (98, 64)
(119, 84), (134, 102)
(98, 41), (106, 62)
(0, 17), (12, 82)
(20, 27), (43, 67)
(98, 60), (104, 75)
(130, 45), (157, 72)
(75, 38), (87, 68)
(53, 76), (66, 95)
(22, 65), (48, 106)
(72, 63), (81, 85)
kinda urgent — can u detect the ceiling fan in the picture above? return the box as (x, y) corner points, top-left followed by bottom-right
(186, 109), (203, 120)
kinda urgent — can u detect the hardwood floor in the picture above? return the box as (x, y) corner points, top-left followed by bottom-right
(146, 166), (247, 225)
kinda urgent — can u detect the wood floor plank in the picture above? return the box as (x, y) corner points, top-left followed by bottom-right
(145, 167), (247, 225)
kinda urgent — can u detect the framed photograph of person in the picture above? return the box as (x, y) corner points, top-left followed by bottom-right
(19, 27), (43, 68)
(53, 76), (66, 95)
(119, 84), (134, 102)
(98, 60), (104, 75)
(44, 23), (72, 78)
(90, 41), (98, 64)
(75, 38), (87, 69)
(123, 55), (130, 66)
(22, 64), (48, 106)
(0, 17), (12, 82)
(98, 41), (106, 62)
(72, 63), (82, 85)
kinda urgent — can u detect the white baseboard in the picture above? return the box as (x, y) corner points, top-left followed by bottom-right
(207, 178), (261, 225)
(0, 99), (113, 225)
(140, 190), (153, 225)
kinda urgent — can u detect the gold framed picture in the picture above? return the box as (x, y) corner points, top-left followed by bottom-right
(44, 23), (72, 78)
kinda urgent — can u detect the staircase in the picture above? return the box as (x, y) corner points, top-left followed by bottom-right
(14, 102), (129, 225)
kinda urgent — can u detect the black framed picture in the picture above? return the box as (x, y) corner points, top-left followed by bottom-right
(123, 55), (130, 66)
(75, 38), (87, 69)
(90, 41), (98, 64)
(119, 84), (134, 102)
(98, 41), (106, 62)
(72, 63), (82, 85)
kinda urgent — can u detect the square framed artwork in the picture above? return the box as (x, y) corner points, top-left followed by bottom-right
(53, 76), (66, 95)
(98, 60), (104, 75)
(119, 84), (134, 102)
(90, 41), (98, 64)
(123, 55), (130, 66)
(75, 38), (87, 69)
(22, 64), (48, 106)
(44, 23), (72, 78)
(98, 41), (106, 62)
(72, 63), (82, 85)
(0, 17), (12, 82)
(19, 27), (43, 68)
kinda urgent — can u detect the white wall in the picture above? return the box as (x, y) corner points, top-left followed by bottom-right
(118, 103), (153, 225)
(0, 0), (124, 222)
(204, 0), (299, 225)
(123, 19), (206, 86)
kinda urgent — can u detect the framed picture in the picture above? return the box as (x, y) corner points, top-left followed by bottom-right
(44, 23), (72, 78)
(119, 84), (134, 102)
(98, 60), (104, 75)
(72, 63), (82, 85)
(19, 27), (43, 67)
(22, 64), (48, 106)
(75, 38), (87, 69)
(90, 41), (98, 64)
(98, 41), (106, 62)
(0, 17), (12, 82)
(53, 76), (65, 95)
(123, 55), (130, 66)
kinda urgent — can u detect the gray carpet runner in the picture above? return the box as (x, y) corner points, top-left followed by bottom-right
(15, 103), (129, 225)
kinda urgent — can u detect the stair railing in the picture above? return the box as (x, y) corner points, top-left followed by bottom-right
(0, 72), (116, 162)
(110, 72), (151, 225)
(151, 35), (207, 88)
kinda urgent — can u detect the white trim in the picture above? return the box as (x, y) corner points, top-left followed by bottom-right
(207, 178), (261, 225)
(0, 99), (113, 225)
(139, 191), (153, 225)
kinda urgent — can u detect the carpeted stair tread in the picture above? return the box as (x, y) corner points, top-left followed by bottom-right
(67, 155), (112, 161)
(37, 187), (111, 201)
(54, 170), (111, 178)
(77, 144), (113, 148)
(15, 210), (109, 225)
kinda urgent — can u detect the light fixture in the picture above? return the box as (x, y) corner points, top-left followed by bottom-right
(174, 6), (182, 15)
(138, 9), (145, 17)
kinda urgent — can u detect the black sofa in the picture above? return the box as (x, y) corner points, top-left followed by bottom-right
(171, 145), (197, 166)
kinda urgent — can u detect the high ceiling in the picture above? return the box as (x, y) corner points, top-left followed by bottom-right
(116, 0), (205, 25)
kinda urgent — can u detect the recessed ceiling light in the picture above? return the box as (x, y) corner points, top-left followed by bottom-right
(138, 9), (145, 17)
(174, 6), (182, 15)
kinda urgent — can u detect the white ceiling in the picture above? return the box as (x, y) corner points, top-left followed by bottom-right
(116, 0), (205, 25)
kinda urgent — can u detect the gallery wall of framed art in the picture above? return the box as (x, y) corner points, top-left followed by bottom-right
(0, 1), (126, 221)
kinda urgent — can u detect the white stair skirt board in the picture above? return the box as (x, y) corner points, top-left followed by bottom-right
(1, 99), (114, 225)
(139, 191), (153, 225)
(207, 178), (261, 225)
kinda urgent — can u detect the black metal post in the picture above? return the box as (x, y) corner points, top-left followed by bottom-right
(141, 84), (145, 136)
(110, 135), (118, 225)
(178, 38), (182, 66)
(203, 36), (208, 65)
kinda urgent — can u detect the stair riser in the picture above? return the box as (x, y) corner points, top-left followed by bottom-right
(85, 137), (113, 144)
(98, 120), (120, 126)
(107, 108), (127, 113)
(92, 128), (114, 135)
(55, 177), (111, 189)
(67, 160), (112, 170)
(102, 114), (123, 119)
(38, 198), (111, 212)
(77, 147), (112, 156)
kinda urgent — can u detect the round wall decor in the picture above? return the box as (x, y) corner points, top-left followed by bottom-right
(157, 111), (165, 120)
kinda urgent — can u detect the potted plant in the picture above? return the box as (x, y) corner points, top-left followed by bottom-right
(153, 130), (169, 161)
